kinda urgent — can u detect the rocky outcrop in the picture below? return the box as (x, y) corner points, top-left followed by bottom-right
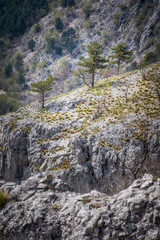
(0, 112), (159, 194)
(0, 66), (159, 239)
(0, 69), (159, 194)
(0, 174), (160, 240)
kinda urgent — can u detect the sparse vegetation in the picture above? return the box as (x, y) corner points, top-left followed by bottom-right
(29, 74), (55, 108)
(73, 42), (107, 88)
(0, 191), (10, 208)
(109, 43), (132, 74)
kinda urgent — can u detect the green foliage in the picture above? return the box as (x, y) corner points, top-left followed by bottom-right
(83, 20), (94, 29)
(101, 30), (110, 44)
(0, 0), (48, 37)
(135, 12), (145, 27)
(154, 21), (160, 36)
(119, 3), (127, 11)
(61, 27), (76, 52)
(109, 42), (132, 73)
(143, 52), (157, 65)
(55, 17), (63, 32)
(60, 0), (75, 7)
(28, 39), (36, 51)
(30, 74), (55, 108)
(0, 94), (21, 115)
(55, 46), (62, 55)
(114, 12), (123, 26)
(0, 40), (5, 48)
(16, 69), (26, 84)
(0, 191), (10, 208)
(145, 37), (155, 50)
(30, 75), (54, 93)
(5, 63), (13, 78)
(75, 41), (107, 88)
(135, 1), (154, 28)
(82, 1), (92, 17)
(31, 23), (41, 33)
(46, 38), (55, 53)
(37, 61), (48, 69)
(43, 31), (56, 54)
(13, 52), (24, 71)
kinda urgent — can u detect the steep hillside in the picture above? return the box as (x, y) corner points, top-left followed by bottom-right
(0, 0), (160, 113)
(0, 63), (159, 189)
(0, 62), (160, 239)
(0, 1), (160, 238)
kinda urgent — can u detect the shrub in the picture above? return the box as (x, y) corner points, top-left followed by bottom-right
(37, 61), (48, 68)
(101, 30), (109, 44)
(143, 52), (157, 64)
(119, 3), (127, 11)
(55, 46), (62, 55)
(84, 19), (94, 29)
(145, 37), (154, 50)
(31, 23), (41, 33)
(5, 63), (13, 78)
(61, 27), (76, 52)
(154, 21), (160, 36)
(55, 17), (63, 31)
(114, 12), (122, 26)
(13, 52), (24, 71)
(28, 39), (36, 51)
(82, 1), (92, 17)
(68, 0), (75, 7)
(0, 40), (4, 48)
(60, 0), (75, 7)
(0, 191), (10, 208)
(135, 12), (145, 27)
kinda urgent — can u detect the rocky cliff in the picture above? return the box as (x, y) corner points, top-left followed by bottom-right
(0, 174), (160, 240)
(0, 61), (160, 239)
(0, 0), (160, 237)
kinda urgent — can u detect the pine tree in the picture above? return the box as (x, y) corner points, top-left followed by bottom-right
(28, 39), (36, 51)
(5, 64), (13, 78)
(55, 17), (63, 32)
(30, 75), (55, 108)
(76, 41), (107, 88)
(109, 42), (132, 74)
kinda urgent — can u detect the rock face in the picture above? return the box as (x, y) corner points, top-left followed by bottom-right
(0, 65), (160, 239)
(0, 174), (160, 240)
(0, 69), (160, 194)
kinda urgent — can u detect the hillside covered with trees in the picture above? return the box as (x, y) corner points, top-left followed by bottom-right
(0, 0), (160, 116)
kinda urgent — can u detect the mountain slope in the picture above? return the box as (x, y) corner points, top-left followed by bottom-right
(0, 63), (159, 191)
(0, 0), (160, 111)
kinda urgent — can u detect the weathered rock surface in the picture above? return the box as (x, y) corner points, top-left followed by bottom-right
(0, 70), (160, 194)
(0, 65), (160, 239)
(0, 174), (160, 240)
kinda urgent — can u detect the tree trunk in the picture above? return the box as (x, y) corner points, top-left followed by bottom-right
(92, 71), (95, 88)
(117, 61), (120, 74)
(41, 92), (45, 108)
(61, 79), (65, 94)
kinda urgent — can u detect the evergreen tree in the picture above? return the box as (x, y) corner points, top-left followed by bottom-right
(5, 63), (13, 78)
(30, 75), (55, 108)
(75, 41), (107, 88)
(60, 0), (67, 7)
(61, 27), (76, 52)
(28, 39), (36, 51)
(13, 53), (24, 71)
(60, 0), (75, 7)
(55, 17), (63, 32)
(68, 0), (75, 7)
(109, 42), (132, 74)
